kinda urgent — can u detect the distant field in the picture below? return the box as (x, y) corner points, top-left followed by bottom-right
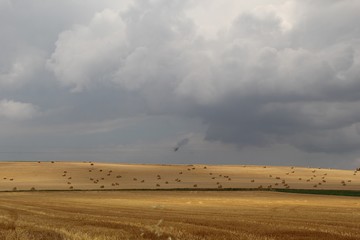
(0, 162), (359, 191)
(0, 191), (359, 240)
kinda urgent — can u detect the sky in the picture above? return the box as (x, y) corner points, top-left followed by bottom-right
(1, 0), (360, 169)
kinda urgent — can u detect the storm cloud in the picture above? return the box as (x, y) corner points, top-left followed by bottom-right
(1, 0), (360, 166)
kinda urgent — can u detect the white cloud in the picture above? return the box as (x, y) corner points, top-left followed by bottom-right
(47, 9), (126, 92)
(0, 99), (39, 121)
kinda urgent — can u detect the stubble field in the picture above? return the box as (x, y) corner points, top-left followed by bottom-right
(0, 191), (360, 240)
(0, 162), (359, 240)
(0, 162), (359, 191)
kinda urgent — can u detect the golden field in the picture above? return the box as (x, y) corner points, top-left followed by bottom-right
(0, 191), (359, 240)
(0, 162), (360, 239)
(0, 162), (359, 191)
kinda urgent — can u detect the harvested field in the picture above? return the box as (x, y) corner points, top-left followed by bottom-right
(0, 162), (359, 191)
(0, 191), (359, 240)
(1, 162), (359, 239)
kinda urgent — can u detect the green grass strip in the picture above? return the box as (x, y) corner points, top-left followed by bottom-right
(273, 188), (360, 197)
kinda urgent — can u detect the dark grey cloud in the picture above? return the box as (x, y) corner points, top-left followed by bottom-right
(1, 0), (360, 166)
(194, 1), (360, 153)
(174, 137), (190, 151)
